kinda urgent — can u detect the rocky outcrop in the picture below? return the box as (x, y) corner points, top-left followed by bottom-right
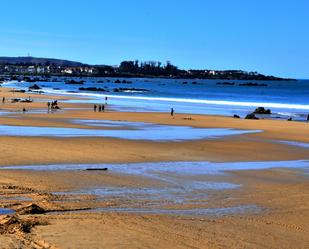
(253, 107), (271, 114)
(28, 84), (41, 90)
(245, 113), (259, 120)
(79, 87), (108, 92)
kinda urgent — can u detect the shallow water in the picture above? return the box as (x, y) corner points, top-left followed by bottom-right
(0, 208), (15, 215)
(0, 196), (32, 202)
(94, 205), (262, 216)
(280, 140), (309, 148)
(0, 122), (260, 141)
(4, 160), (309, 216)
(4, 160), (309, 174)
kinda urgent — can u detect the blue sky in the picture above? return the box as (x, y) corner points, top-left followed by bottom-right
(0, 0), (308, 78)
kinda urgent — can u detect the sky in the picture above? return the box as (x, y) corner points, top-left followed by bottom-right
(0, 0), (308, 78)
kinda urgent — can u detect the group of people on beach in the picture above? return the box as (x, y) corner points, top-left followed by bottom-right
(47, 100), (60, 112)
(93, 96), (108, 112)
(94, 104), (105, 112)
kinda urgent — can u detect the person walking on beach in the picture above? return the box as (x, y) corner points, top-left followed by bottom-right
(2, 97), (5, 104)
(171, 108), (174, 117)
(98, 105), (102, 112)
(102, 104), (105, 112)
(94, 104), (97, 112)
(307, 114), (309, 123)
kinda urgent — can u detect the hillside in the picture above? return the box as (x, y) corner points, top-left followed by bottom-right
(0, 56), (85, 67)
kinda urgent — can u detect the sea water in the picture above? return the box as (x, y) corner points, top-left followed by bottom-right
(4, 78), (309, 119)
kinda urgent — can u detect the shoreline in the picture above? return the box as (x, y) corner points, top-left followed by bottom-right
(0, 85), (309, 248)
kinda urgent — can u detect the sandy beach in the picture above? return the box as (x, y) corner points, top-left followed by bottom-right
(0, 86), (309, 248)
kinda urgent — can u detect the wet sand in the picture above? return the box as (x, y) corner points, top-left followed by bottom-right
(0, 86), (309, 248)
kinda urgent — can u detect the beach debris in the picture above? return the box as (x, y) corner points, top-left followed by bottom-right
(233, 114), (240, 119)
(16, 203), (46, 215)
(85, 168), (108, 171)
(183, 116), (193, 120)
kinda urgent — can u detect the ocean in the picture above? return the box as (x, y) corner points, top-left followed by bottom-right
(3, 77), (309, 120)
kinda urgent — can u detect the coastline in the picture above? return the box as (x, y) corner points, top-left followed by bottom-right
(0, 85), (309, 248)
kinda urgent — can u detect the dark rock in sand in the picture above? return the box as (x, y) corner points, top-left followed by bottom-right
(16, 203), (46, 215)
(10, 89), (26, 93)
(245, 113), (259, 120)
(233, 114), (240, 119)
(11, 98), (21, 103)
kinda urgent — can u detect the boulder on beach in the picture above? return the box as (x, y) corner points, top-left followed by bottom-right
(245, 113), (259, 120)
(253, 107), (271, 114)
(28, 84), (42, 90)
(233, 114), (240, 119)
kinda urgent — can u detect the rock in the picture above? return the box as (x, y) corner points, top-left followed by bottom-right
(122, 80), (132, 84)
(10, 89), (26, 93)
(217, 82), (235, 86)
(16, 203), (46, 215)
(28, 84), (41, 90)
(245, 113), (259, 120)
(288, 118), (293, 121)
(79, 87), (108, 92)
(253, 107), (271, 114)
(65, 79), (84, 85)
(239, 83), (268, 87)
(11, 98), (21, 103)
(233, 114), (240, 119)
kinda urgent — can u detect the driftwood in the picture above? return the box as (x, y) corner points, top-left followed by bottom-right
(85, 168), (108, 171)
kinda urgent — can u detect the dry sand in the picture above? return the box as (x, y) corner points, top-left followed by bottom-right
(0, 86), (308, 248)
